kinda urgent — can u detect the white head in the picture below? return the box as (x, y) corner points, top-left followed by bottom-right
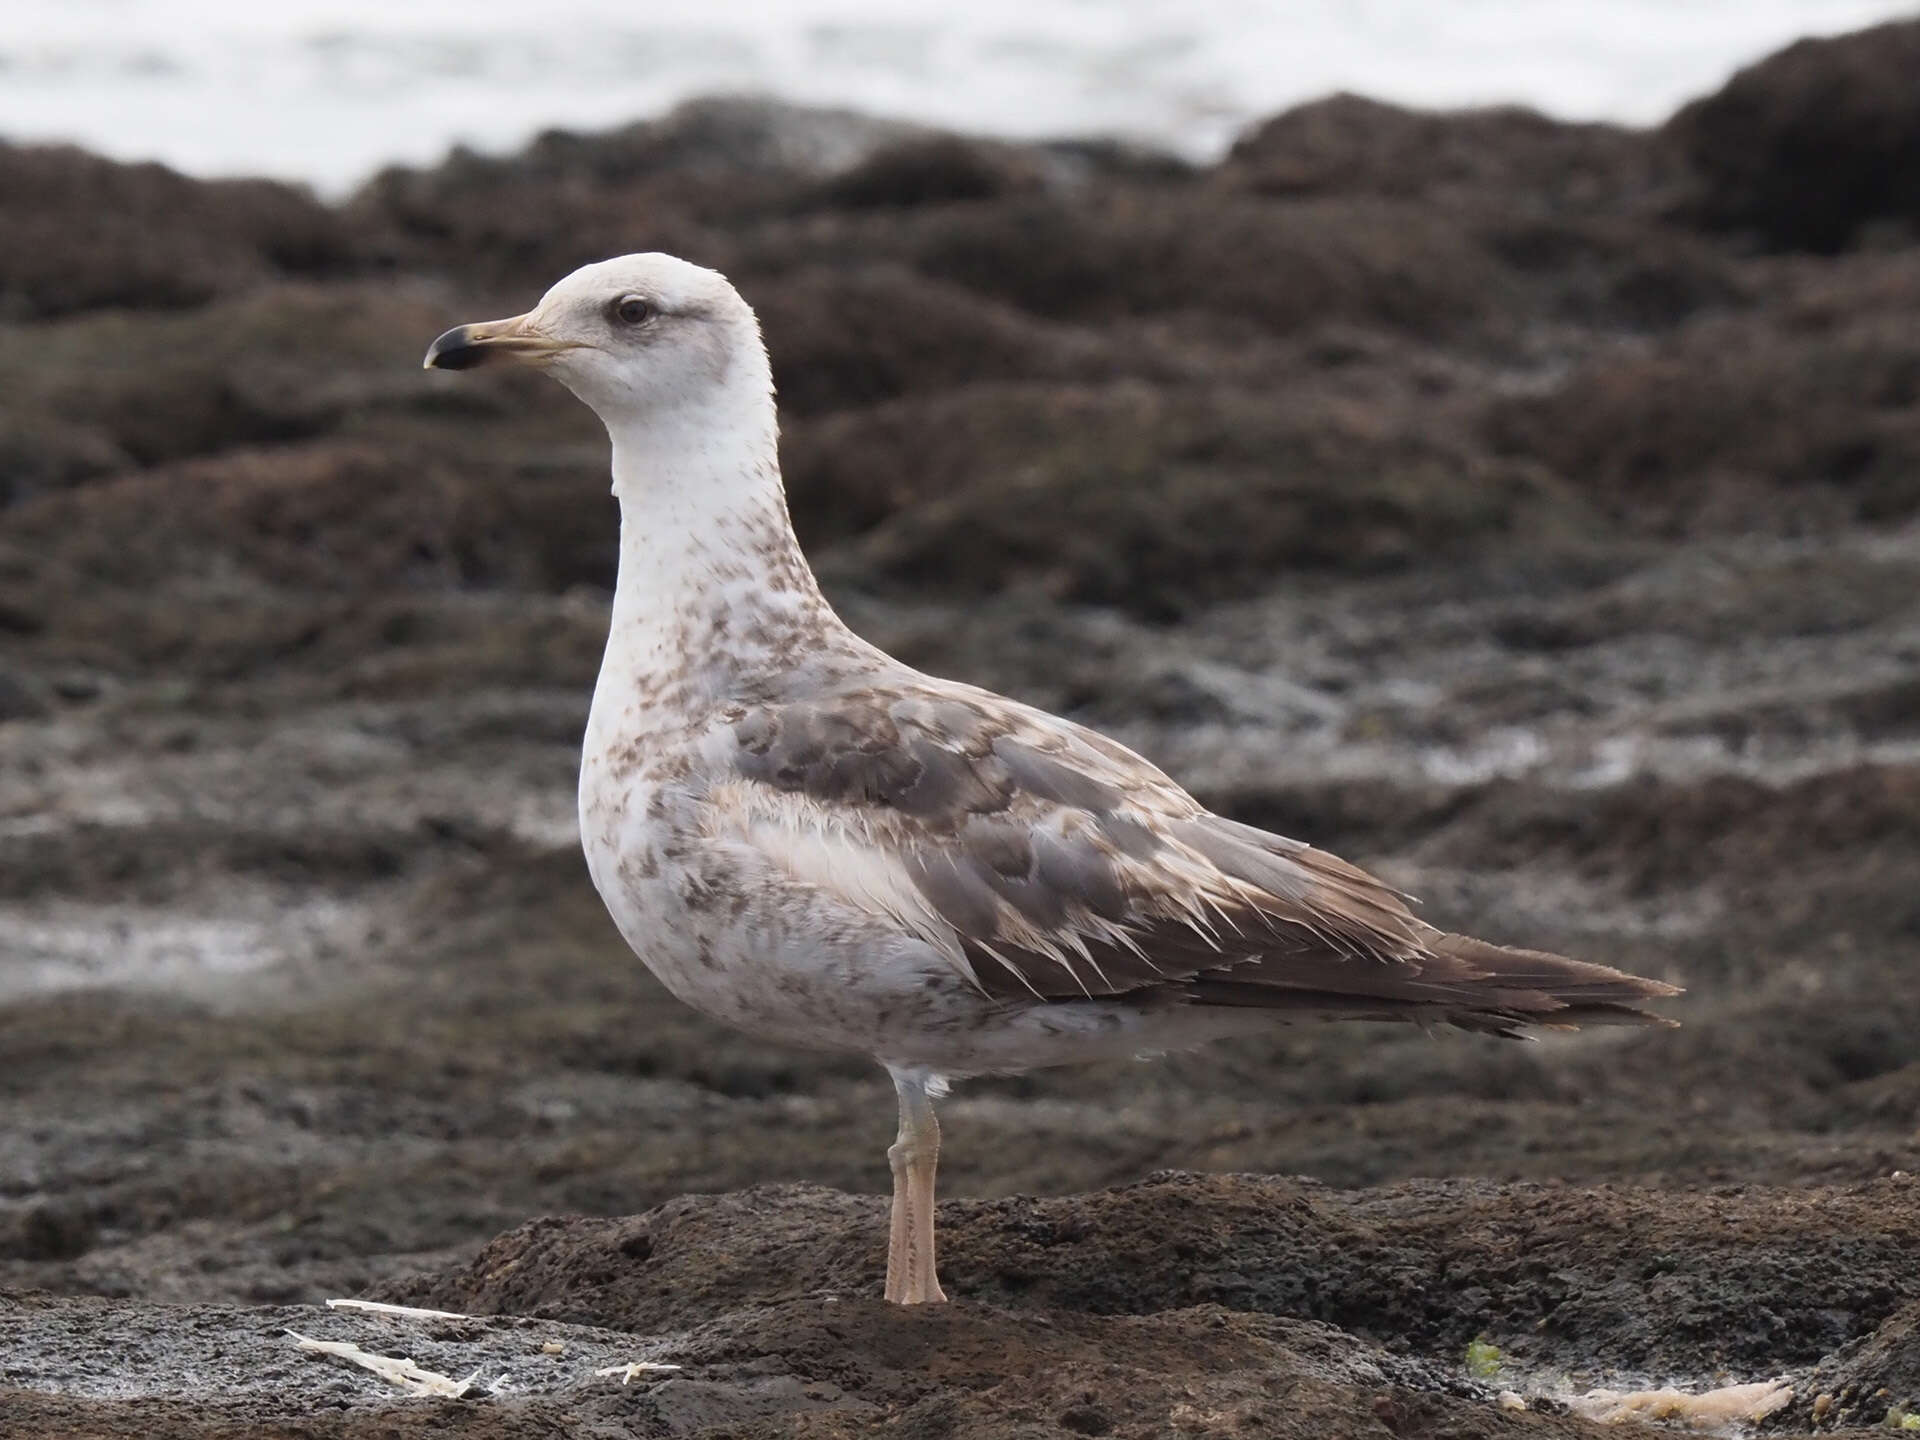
(423, 253), (771, 429)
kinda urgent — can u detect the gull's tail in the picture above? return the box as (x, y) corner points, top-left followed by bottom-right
(1182, 924), (1681, 1037)
(1411, 929), (1682, 1037)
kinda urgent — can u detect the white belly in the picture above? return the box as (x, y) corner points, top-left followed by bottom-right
(576, 733), (1260, 1075)
(577, 745), (973, 1057)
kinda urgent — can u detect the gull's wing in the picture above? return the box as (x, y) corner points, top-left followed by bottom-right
(716, 681), (1677, 1031)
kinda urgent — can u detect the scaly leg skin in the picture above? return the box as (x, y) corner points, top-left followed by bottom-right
(882, 1067), (947, 1305)
(884, 1137), (912, 1301)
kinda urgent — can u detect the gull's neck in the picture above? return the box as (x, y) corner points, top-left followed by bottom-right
(592, 387), (863, 728)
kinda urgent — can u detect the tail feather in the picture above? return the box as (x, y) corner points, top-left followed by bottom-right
(1184, 925), (1680, 1034)
(1425, 928), (1681, 1027)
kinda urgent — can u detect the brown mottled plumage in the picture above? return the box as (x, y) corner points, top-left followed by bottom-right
(726, 683), (1673, 1034)
(424, 253), (1679, 1308)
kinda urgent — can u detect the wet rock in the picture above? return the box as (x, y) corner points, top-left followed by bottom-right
(1789, 1298), (1920, 1428)
(0, 283), (461, 469)
(1223, 94), (1675, 216)
(46, 671), (105, 704)
(1, 435), (615, 600)
(0, 1202), (97, 1261)
(0, 418), (130, 508)
(808, 383), (1585, 616)
(1417, 765), (1920, 899)
(804, 135), (1048, 210)
(528, 96), (934, 184)
(0, 588), (44, 638)
(348, 97), (927, 287)
(910, 190), (1510, 339)
(1668, 18), (1920, 252)
(0, 1287), (1603, 1440)
(348, 158), (721, 298)
(1216, 97), (1743, 333)
(1481, 215), (1748, 332)
(754, 266), (1127, 417)
(0, 144), (351, 319)
(361, 96), (924, 210)
(0, 668), (50, 721)
(376, 1172), (1920, 1375)
(1485, 250), (1920, 531)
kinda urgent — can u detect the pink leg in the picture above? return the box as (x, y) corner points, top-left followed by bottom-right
(882, 1069), (947, 1305)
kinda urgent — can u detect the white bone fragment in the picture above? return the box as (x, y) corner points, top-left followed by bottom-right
(286, 1330), (481, 1398)
(593, 1361), (683, 1385)
(325, 1298), (474, 1321)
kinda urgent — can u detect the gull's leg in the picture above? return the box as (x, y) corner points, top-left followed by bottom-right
(884, 1107), (913, 1302)
(882, 1066), (947, 1305)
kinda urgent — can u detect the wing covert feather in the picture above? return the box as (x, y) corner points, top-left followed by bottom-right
(723, 682), (1677, 1028)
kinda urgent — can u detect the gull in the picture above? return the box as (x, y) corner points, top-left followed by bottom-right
(423, 254), (1678, 1306)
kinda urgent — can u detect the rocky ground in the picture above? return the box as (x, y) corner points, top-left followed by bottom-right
(4, 18), (1920, 1439)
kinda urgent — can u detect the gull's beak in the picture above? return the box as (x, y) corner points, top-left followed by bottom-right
(422, 313), (570, 371)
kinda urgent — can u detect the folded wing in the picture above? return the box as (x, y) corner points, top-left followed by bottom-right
(723, 681), (1678, 1033)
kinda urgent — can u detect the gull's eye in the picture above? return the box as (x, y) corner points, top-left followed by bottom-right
(612, 294), (655, 326)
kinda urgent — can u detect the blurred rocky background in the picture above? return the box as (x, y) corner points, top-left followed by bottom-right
(3, 18), (1920, 1439)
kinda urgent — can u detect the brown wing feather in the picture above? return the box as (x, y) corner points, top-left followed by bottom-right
(728, 682), (1679, 1031)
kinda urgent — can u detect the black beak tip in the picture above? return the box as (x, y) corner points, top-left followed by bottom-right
(423, 325), (483, 371)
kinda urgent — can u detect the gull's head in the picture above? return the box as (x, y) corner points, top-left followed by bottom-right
(422, 253), (766, 423)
